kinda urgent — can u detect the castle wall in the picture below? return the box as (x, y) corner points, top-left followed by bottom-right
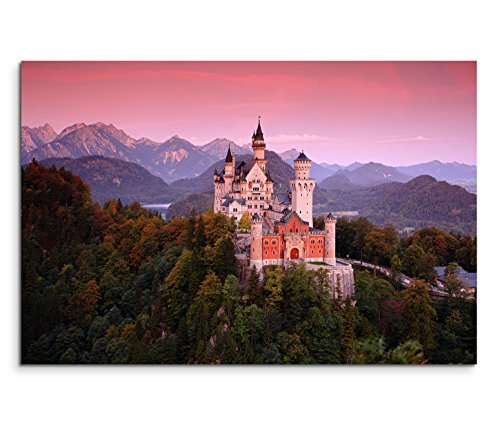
(262, 235), (281, 261)
(306, 234), (325, 260)
(304, 263), (355, 300)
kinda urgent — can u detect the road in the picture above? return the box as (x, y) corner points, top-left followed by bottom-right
(338, 258), (448, 297)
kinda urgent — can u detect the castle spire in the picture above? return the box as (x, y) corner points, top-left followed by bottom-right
(254, 116), (264, 141)
(225, 144), (233, 163)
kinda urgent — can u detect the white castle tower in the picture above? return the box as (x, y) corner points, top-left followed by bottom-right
(324, 212), (336, 266)
(290, 151), (316, 226)
(249, 213), (263, 269)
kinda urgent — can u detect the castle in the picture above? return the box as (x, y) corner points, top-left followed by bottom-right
(213, 119), (338, 269)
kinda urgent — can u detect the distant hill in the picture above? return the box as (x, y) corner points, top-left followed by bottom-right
(165, 191), (214, 220)
(21, 124), (58, 157)
(320, 162), (412, 190)
(346, 162), (412, 186)
(22, 123), (220, 183)
(344, 161), (365, 171)
(200, 138), (252, 159)
(318, 170), (362, 191)
(319, 162), (343, 173)
(316, 175), (476, 235)
(38, 156), (180, 206)
(396, 160), (476, 180)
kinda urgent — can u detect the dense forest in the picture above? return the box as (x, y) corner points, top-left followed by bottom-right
(21, 161), (476, 364)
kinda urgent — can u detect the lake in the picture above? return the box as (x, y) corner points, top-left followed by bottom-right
(141, 203), (172, 219)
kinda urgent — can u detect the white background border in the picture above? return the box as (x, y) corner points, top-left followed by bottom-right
(1, 1), (498, 424)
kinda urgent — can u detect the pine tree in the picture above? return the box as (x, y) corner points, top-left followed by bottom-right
(401, 279), (437, 356)
(341, 299), (356, 364)
(243, 266), (262, 306)
(193, 216), (206, 250)
(212, 234), (236, 280)
(186, 209), (197, 249)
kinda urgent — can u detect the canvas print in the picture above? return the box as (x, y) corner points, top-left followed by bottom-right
(21, 61), (476, 364)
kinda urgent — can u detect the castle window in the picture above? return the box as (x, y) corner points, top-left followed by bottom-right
(265, 251), (268, 255)
(272, 240), (276, 245)
(233, 208), (237, 212)
(311, 239), (315, 244)
(319, 249), (322, 254)
(319, 240), (323, 244)
(260, 205), (263, 209)
(272, 251), (275, 255)
(265, 240), (268, 245)
(312, 249), (314, 254)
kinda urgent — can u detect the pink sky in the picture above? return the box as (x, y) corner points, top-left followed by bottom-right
(21, 61), (476, 166)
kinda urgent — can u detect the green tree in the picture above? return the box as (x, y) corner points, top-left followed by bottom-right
(243, 266), (262, 306)
(353, 337), (424, 364)
(263, 266), (284, 313)
(364, 226), (399, 268)
(444, 262), (465, 298)
(402, 244), (425, 278)
(352, 217), (376, 265)
(389, 254), (403, 286)
(277, 332), (313, 364)
(193, 216), (206, 250)
(232, 304), (265, 363)
(335, 217), (355, 258)
(419, 252), (437, 283)
(401, 280), (437, 356)
(186, 272), (223, 363)
(238, 212), (251, 230)
(433, 309), (473, 364)
(212, 234), (236, 280)
(340, 299), (356, 364)
(299, 306), (341, 364)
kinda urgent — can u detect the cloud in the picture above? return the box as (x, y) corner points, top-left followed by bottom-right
(266, 133), (331, 144)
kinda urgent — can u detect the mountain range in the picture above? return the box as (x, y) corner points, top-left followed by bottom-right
(320, 162), (412, 190)
(22, 123), (220, 183)
(200, 138), (252, 159)
(22, 122), (476, 191)
(21, 124), (58, 155)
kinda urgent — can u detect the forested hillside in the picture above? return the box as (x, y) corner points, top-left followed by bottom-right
(316, 175), (477, 234)
(39, 156), (180, 205)
(21, 163), (476, 364)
